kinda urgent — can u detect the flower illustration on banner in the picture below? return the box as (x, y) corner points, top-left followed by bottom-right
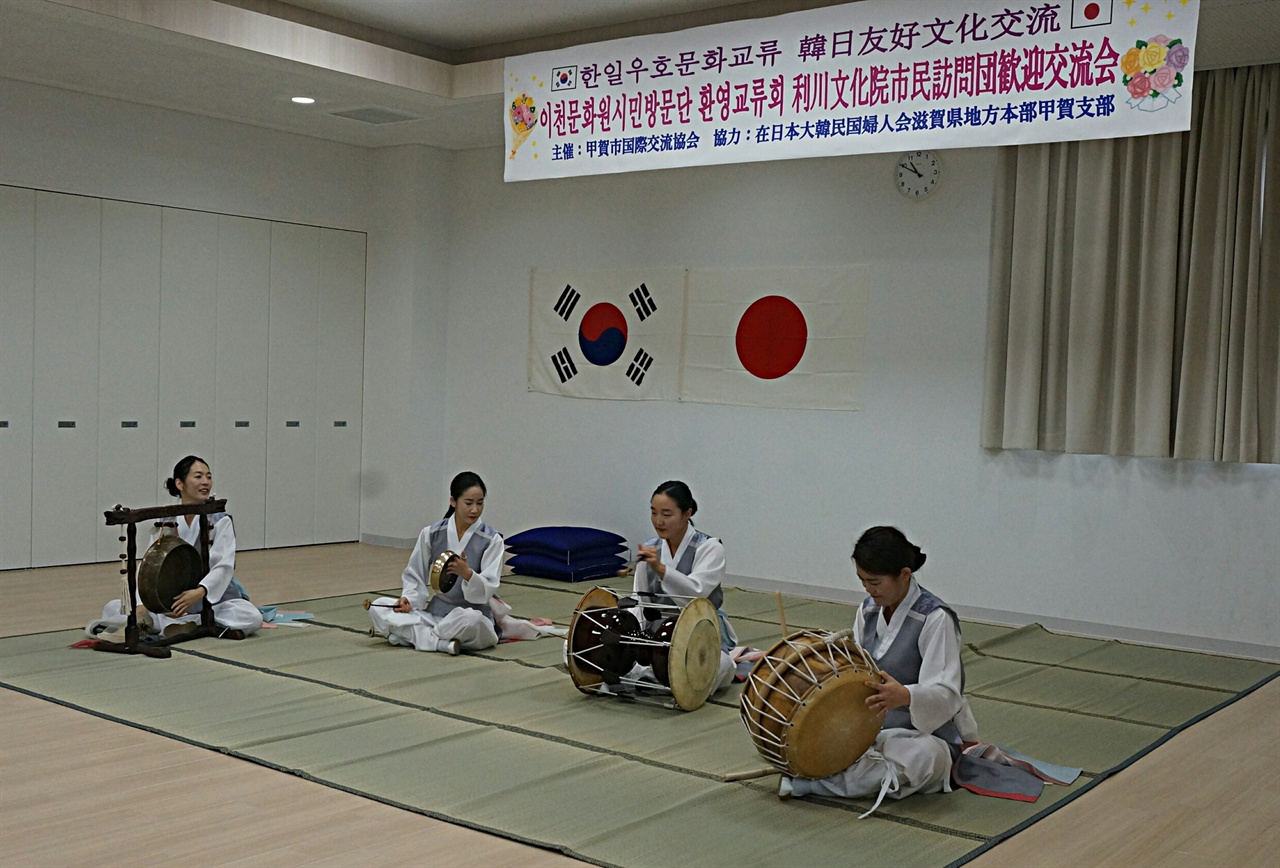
(1121, 35), (1190, 113)
(509, 93), (538, 159)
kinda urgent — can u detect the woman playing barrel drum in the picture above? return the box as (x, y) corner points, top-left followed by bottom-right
(778, 526), (977, 805)
(87, 455), (263, 639)
(367, 471), (504, 655)
(631, 480), (737, 693)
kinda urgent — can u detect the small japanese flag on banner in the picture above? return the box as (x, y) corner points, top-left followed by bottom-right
(528, 268), (685, 401)
(680, 266), (869, 411)
(1070, 0), (1113, 29)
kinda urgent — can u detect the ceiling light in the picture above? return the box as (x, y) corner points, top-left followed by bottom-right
(291, 96), (316, 104)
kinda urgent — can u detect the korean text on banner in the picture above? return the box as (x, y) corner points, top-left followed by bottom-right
(528, 269), (686, 401)
(504, 0), (1200, 181)
(681, 266), (868, 411)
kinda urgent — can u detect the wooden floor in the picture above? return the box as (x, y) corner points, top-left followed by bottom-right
(1, 543), (1276, 867)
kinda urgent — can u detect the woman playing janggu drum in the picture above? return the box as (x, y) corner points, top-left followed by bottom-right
(631, 480), (737, 694)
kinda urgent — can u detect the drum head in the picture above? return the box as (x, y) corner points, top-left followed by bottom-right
(786, 669), (881, 778)
(137, 535), (203, 614)
(428, 551), (459, 595)
(667, 597), (720, 711)
(739, 630), (882, 777)
(566, 587), (620, 693)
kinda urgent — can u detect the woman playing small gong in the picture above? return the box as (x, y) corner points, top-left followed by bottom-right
(367, 471), (504, 655)
(631, 480), (737, 693)
(87, 455), (263, 639)
(778, 526), (977, 807)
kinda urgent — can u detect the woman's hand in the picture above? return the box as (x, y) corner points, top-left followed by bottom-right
(637, 545), (665, 580)
(393, 597), (413, 613)
(865, 671), (911, 716)
(445, 553), (474, 581)
(169, 586), (207, 617)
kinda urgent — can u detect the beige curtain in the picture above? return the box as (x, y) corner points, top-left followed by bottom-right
(983, 64), (1279, 463)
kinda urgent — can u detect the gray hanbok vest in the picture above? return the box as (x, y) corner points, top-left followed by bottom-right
(424, 519), (498, 625)
(860, 585), (964, 745)
(640, 529), (724, 610)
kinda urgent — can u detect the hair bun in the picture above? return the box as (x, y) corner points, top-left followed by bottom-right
(913, 547), (927, 571)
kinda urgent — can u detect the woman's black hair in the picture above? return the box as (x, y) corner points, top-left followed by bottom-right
(652, 480), (697, 517)
(165, 455), (209, 498)
(444, 471), (487, 519)
(852, 526), (926, 576)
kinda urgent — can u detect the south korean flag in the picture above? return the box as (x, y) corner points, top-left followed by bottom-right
(528, 268), (685, 401)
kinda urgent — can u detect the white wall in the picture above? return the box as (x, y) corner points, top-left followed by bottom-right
(440, 146), (1279, 653)
(0, 79), (373, 557)
(0, 78), (369, 230)
(359, 145), (457, 541)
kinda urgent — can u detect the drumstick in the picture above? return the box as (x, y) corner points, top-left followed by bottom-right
(723, 767), (779, 782)
(775, 591), (788, 638)
(362, 599), (399, 610)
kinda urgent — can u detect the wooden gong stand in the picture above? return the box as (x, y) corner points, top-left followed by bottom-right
(94, 499), (244, 659)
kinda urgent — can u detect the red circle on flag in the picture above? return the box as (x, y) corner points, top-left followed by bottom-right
(735, 295), (807, 380)
(1084, 2), (1100, 20)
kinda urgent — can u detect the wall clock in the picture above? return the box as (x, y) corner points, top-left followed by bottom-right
(895, 150), (941, 199)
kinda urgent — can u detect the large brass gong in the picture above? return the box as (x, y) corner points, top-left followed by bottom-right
(137, 535), (203, 614)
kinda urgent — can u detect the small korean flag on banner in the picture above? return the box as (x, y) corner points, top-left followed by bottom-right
(551, 66), (578, 91)
(680, 266), (869, 411)
(528, 269), (685, 401)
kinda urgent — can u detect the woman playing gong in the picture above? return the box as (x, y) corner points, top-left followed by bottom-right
(367, 471), (504, 655)
(778, 525), (976, 807)
(87, 455), (263, 639)
(632, 480), (737, 693)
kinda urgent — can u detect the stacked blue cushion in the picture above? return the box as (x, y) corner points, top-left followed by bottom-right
(505, 526), (628, 582)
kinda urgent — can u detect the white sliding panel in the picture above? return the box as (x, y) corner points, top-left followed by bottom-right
(0, 187), (36, 569)
(314, 228), (366, 543)
(214, 215), (270, 550)
(158, 208), (218, 498)
(265, 222), (319, 547)
(96, 201), (162, 562)
(32, 192), (101, 566)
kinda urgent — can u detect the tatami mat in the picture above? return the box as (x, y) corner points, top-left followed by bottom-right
(1, 579), (1274, 868)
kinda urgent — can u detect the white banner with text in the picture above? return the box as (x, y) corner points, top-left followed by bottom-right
(503, 0), (1200, 181)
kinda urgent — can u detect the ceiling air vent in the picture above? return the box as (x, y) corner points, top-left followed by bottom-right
(329, 106), (422, 125)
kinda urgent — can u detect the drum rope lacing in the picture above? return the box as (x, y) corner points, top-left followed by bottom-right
(569, 604), (688, 695)
(740, 630), (882, 768)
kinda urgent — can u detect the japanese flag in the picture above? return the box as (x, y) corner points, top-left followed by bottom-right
(1070, 0), (1112, 28)
(680, 266), (868, 411)
(528, 268), (685, 401)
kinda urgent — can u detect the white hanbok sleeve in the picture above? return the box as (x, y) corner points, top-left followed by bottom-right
(905, 608), (968, 736)
(399, 529), (433, 610)
(656, 536), (726, 601)
(198, 515), (236, 602)
(460, 531), (503, 605)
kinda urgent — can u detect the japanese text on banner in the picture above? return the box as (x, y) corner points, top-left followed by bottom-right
(503, 0), (1199, 180)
